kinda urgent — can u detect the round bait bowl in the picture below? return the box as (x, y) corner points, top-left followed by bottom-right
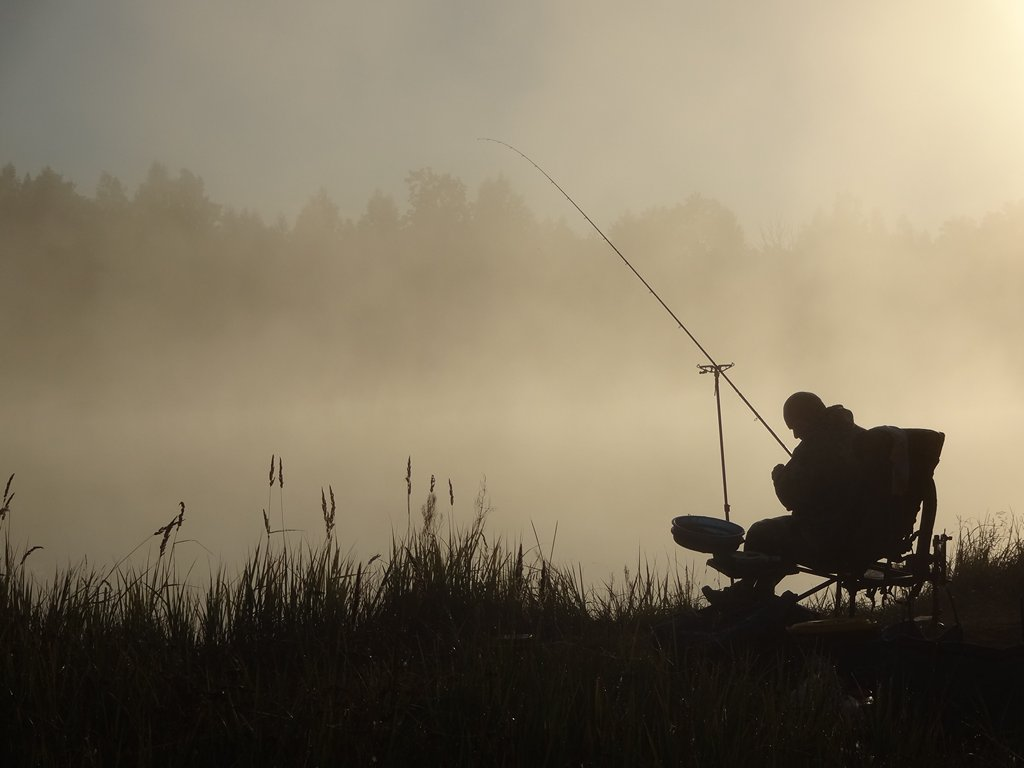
(787, 618), (880, 653)
(670, 515), (745, 554)
(787, 618), (879, 638)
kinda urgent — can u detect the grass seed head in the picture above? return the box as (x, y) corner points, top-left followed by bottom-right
(421, 489), (438, 532)
(0, 473), (13, 521)
(321, 486), (336, 539)
(19, 545), (42, 566)
(158, 525), (174, 557)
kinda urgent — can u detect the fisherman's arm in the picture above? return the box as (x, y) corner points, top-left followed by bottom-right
(772, 462), (799, 510)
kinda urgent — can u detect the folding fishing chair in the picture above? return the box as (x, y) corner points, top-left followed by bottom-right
(706, 427), (948, 618)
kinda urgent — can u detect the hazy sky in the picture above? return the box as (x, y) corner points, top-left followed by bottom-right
(3, 1), (1024, 230)
(3, 1), (1024, 584)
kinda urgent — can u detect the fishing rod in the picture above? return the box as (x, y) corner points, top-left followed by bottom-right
(480, 137), (793, 458)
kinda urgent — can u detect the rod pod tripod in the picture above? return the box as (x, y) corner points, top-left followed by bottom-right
(698, 363), (735, 523)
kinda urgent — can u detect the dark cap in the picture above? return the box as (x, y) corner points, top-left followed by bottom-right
(783, 391), (826, 430)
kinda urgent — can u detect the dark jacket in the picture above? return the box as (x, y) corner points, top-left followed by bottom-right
(771, 404), (867, 560)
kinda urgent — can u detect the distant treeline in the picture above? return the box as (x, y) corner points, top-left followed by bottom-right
(2, 161), (1021, 400)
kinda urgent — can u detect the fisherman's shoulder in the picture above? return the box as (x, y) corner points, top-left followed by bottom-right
(825, 404), (865, 433)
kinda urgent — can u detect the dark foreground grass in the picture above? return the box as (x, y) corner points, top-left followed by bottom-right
(1, 474), (1022, 767)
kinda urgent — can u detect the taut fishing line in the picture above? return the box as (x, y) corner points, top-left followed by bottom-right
(480, 137), (792, 458)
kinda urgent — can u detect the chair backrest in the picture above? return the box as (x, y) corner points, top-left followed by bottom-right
(902, 428), (945, 558)
(859, 426), (945, 561)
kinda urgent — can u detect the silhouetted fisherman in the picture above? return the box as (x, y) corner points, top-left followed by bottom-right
(705, 391), (877, 603)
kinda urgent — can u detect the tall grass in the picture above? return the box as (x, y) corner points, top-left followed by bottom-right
(953, 513), (1024, 600)
(0, 471), (1021, 766)
(946, 512), (1024, 648)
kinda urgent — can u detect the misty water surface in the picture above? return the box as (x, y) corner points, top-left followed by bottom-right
(2, 165), (1022, 588)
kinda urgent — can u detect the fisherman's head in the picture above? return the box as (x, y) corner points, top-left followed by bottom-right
(783, 391), (827, 440)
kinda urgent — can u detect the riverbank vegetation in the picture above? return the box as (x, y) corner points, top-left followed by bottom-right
(1, 473), (1021, 766)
